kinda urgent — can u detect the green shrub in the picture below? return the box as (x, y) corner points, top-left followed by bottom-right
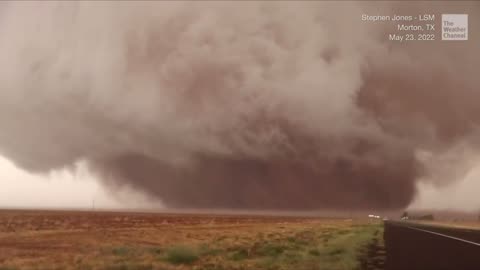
(148, 247), (163, 255)
(103, 263), (152, 270)
(112, 246), (131, 256)
(328, 247), (346, 256)
(257, 243), (286, 257)
(198, 244), (221, 256)
(308, 249), (320, 256)
(164, 245), (199, 265)
(229, 248), (248, 261)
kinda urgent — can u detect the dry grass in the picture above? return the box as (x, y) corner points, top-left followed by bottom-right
(0, 210), (381, 270)
(413, 220), (480, 230)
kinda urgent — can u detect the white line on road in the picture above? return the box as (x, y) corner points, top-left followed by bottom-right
(406, 225), (480, 247)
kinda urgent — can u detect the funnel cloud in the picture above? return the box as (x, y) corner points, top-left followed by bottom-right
(0, 2), (478, 210)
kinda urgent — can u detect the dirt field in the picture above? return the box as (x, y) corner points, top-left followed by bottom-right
(0, 210), (382, 270)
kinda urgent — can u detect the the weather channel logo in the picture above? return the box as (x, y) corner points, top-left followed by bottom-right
(442, 14), (468, 40)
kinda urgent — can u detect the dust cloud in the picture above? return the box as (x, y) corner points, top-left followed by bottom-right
(0, 1), (478, 210)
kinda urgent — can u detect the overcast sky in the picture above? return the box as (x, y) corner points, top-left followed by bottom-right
(0, 155), (160, 210)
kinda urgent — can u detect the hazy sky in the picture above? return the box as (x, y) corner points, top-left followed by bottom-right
(0, 153), (478, 211)
(410, 169), (480, 212)
(0, 155), (160, 210)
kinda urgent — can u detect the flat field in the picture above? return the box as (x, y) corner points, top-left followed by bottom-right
(0, 210), (382, 270)
(413, 220), (480, 230)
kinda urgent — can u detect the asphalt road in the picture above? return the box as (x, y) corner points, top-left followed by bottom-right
(384, 221), (480, 270)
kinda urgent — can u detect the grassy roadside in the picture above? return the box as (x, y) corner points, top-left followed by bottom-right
(105, 223), (380, 270)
